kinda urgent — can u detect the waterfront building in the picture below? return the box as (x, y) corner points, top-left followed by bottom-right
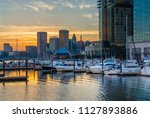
(59, 30), (69, 50)
(55, 48), (71, 59)
(49, 37), (59, 51)
(37, 32), (47, 58)
(98, 0), (133, 59)
(26, 46), (37, 58)
(85, 41), (101, 58)
(3, 43), (13, 52)
(128, 0), (150, 60)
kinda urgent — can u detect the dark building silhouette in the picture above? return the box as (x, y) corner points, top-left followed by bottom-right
(37, 32), (47, 58)
(26, 46), (37, 58)
(59, 30), (69, 50)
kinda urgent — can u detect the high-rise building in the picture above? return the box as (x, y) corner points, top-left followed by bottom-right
(37, 32), (47, 58)
(98, 0), (133, 58)
(128, 0), (150, 60)
(49, 37), (59, 51)
(77, 35), (85, 52)
(3, 43), (13, 52)
(59, 30), (69, 50)
(70, 34), (77, 54)
(26, 46), (37, 58)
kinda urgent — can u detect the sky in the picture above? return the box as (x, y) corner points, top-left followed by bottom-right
(0, 0), (99, 50)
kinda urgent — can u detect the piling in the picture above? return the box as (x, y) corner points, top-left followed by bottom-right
(52, 59), (53, 67)
(73, 59), (75, 72)
(120, 61), (122, 76)
(33, 59), (35, 70)
(2, 60), (5, 76)
(25, 59), (28, 77)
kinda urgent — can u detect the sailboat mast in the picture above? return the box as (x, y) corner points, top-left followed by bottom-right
(97, 0), (103, 69)
(125, 15), (128, 60)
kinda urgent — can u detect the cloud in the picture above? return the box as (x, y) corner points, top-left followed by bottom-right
(62, 1), (96, 10)
(24, 1), (55, 12)
(63, 1), (76, 8)
(79, 3), (96, 9)
(82, 12), (98, 19)
(82, 14), (93, 19)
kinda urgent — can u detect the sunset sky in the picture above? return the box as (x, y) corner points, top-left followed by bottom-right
(0, 0), (99, 50)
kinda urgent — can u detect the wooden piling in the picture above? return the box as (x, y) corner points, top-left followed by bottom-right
(2, 60), (5, 76)
(73, 59), (75, 72)
(25, 59), (28, 77)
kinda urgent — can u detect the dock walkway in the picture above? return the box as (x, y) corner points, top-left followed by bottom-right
(0, 76), (28, 82)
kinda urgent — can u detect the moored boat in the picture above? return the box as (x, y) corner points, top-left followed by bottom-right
(121, 60), (141, 76)
(141, 60), (150, 76)
(89, 58), (119, 74)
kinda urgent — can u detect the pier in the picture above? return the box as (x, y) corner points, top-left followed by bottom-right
(0, 76), (28, 82)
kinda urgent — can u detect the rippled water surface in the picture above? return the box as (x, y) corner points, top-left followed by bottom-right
(0, 70), (150, 101)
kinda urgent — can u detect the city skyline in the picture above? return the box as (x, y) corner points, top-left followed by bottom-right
(0, 0), (99, 50)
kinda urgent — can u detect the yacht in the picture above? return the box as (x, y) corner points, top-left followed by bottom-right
(53, 60), (85, 72)
(104, 65), (120, 75)
(104, 60), (141, 76)
(121, 60), (141, 75)
(89, 58), (118, 74)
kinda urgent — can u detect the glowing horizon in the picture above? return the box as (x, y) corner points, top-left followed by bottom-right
(0, 0), (99, 51)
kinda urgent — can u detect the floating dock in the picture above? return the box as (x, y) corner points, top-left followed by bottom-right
(0, 76), (28, 82)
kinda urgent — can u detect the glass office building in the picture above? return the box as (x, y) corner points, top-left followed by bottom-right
(134, 0), (150, 43)
(129, 0), (150, 60)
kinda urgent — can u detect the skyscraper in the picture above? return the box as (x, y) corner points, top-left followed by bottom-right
(49, 37), (59, 51)
(26, 46), (37, 58)
(71, 34), (77, 54)
(37, 32), (47, 58)
(128, 0), (150, 60)
(77, 35), (85, 52)
(59, 30), (69, 50)
(98, 0), (133, 58)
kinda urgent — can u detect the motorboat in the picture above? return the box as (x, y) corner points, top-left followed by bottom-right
(104, 60), (141, 76)
(53, 60), (85, 72)
(121, 60), (141, 76)
(104, 65), (120, 75)
(89, 63), (103, 74)
(89, 58), (119, 74)
(141, 60), (150, 76)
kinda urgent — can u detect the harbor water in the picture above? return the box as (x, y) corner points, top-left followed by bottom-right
(0, 70), (150, 101)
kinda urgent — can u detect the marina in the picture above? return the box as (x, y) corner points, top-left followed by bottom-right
(0, 69), (150, 101)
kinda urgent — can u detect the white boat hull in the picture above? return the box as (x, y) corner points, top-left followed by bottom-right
(141, 67), (150, 76)
(121, 67), (141, 75)
(90, 67), (103, 74)
(104, 69), (120, 75)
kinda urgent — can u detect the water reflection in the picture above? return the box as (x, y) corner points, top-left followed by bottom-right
(0, 70), (150, 101)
